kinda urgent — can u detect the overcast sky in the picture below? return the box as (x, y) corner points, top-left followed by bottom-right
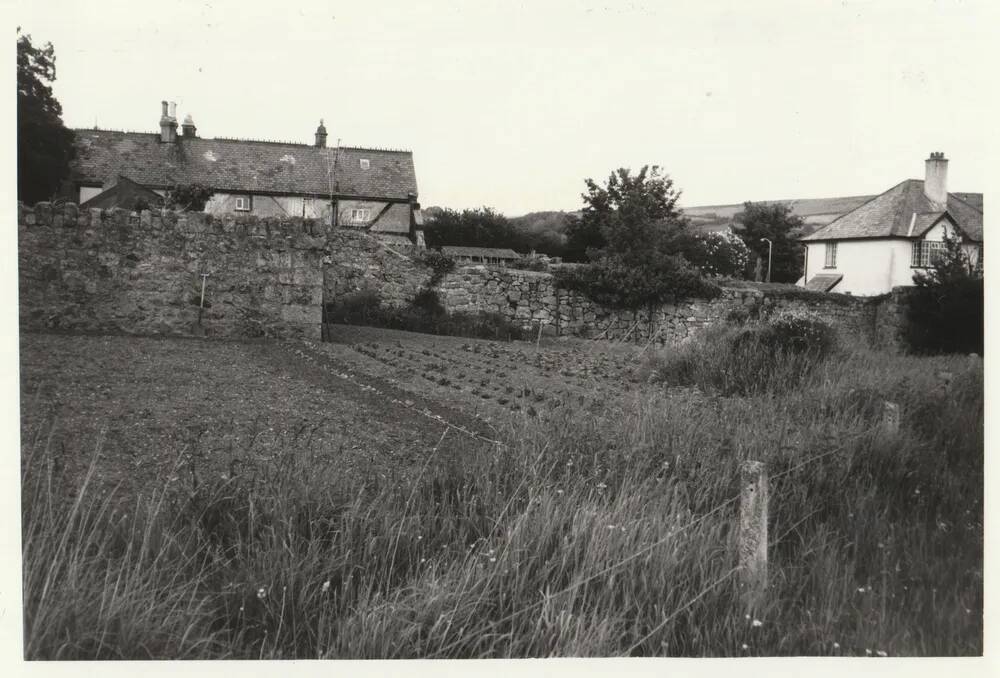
(13, 0), (994, 215)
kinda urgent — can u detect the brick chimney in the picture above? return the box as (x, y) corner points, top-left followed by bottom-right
(181, 113), (197, 138)
(924, 151), (948, 206)
(315, 119), (327, 148)
(159, 100), (178, 143)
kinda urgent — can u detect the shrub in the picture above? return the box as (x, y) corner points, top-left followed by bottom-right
(420, 250), (456, 286)
(647, 313), (838, 395)
(554, 254), (721, 310)
(324, 289), (524, 341)
(323, 289), (382, 325)
(165, 183), (215, 212)
(681, 230), (752, 278)
(902, 233), (983, 355)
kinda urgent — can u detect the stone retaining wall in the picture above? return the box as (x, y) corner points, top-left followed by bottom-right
(438, 264), (905, 349)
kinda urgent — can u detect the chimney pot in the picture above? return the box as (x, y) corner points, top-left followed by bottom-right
(160, 100), (178, 143)
(182, 113), (197, 138)
(924, 151), (949, 206)
(315, 118), (328, 148)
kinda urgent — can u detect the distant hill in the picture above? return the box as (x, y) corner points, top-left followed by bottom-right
(682, 195), (875, 237)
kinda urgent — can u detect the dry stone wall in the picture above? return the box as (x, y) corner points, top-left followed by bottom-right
(437, 264), (906, 349)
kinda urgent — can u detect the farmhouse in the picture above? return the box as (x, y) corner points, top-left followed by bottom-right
(799, 153), (982, 296)
(441, 246), (522, 266)
(67, 101), (425, 246)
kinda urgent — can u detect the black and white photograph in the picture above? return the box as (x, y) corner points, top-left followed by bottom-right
(5, 0), (995, 672)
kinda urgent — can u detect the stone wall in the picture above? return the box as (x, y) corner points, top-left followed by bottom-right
(437, 264), (906, 349)
(17, 201), (908, 350)
(17, 202), (429, 340)
(322, 229), (426, 309)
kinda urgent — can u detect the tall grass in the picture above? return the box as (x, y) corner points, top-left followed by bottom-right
(21, 344), (982, 658)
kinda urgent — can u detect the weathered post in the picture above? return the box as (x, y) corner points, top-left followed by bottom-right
(882, 401), (900, 436)
(739, 460), (768, 613)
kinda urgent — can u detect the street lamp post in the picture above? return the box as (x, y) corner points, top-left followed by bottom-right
(760, 238), (773, 283)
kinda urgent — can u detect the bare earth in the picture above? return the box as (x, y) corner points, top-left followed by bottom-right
(19, 327), (650, 499)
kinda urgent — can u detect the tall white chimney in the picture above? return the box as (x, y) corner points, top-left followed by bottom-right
(924, 151), (948, 206)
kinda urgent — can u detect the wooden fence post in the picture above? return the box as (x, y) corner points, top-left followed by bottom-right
(739, 460), (768, 613)
(882, 401), (900, 436)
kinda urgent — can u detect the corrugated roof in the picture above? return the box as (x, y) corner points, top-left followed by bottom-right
(70, 129), (418, 200)
(441, 246), (522, 259)
(802, 180), (982, 242)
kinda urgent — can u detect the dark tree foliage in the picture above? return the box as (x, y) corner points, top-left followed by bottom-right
(565, 166), (690, 262)
(423, 207), (519, 249)
(165, 183), (215, 211)
(17, 30), (76, 204)
(423, 207), (571, 258)
(734, 202), (805, 283)
(904, 233), (983, 355)
(555, 166), (718, 308)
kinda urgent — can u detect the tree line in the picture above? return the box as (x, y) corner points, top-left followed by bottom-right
(424, 171), (809, 284)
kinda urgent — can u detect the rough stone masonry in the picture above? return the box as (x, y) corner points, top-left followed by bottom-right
(17, 202), (907, 349)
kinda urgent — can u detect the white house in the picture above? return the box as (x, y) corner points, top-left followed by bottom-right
(799, 153), (982, 296)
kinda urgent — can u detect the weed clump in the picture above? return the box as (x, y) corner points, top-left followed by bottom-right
(647, 313), (837, 395)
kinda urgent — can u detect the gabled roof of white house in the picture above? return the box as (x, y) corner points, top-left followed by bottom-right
(70, 129), (418, 201)
(801, 179), (982, 243)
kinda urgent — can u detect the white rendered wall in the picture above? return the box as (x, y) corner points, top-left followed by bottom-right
(804, 223), (981, 296)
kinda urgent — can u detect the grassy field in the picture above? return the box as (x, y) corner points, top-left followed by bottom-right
(19, 327), (982, 658)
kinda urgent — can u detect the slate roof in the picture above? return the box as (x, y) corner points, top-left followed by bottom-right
(804, 273), (843, 292)
(80, 175), (165, 210)
(441, 246), (522, 260)
(369, 203), (412, 234)
(70, 129), (418, 201)
(802, 179), (982, 242)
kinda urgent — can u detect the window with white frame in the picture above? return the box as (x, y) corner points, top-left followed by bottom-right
(911, 240), (947, 268)
(359, 158), (370, 170)
(234, 195), (252, 212)
(824, 242), (837, 268)
(350, 208), (371, 224)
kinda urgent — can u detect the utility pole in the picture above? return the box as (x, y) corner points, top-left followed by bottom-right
(760, 238), (773, 283)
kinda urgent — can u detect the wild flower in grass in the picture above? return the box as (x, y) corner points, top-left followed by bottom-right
(857, 587), (867, 593)
(833, 642), (840, 650)
(741, 643), (749, 651)
(751, 619), (763, 628)
(876, 650), (888, 657)
(865, 649), (872, 656)
(257, 587), (267, 600)
(556, 488), (564, 495)
(596, 482), (607, 490)
(321, 581), (331, 593)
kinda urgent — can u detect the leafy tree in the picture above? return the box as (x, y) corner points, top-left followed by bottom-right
(682, 230), (753, 278)
(165, 183), (215, 211)
(904, 232), (983, 354)
(17, 30), (75, 204)
(555, 166), (718, 308)
(423, 207), (518, 249)
(734, 202), (805, 283)
(567, 166), (689, 263)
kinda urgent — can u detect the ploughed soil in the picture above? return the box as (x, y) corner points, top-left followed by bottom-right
(19, 327), (653, 501)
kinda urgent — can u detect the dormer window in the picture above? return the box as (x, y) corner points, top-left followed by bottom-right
(235, 195), (252, 212)
(359, 159), (370, 170)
